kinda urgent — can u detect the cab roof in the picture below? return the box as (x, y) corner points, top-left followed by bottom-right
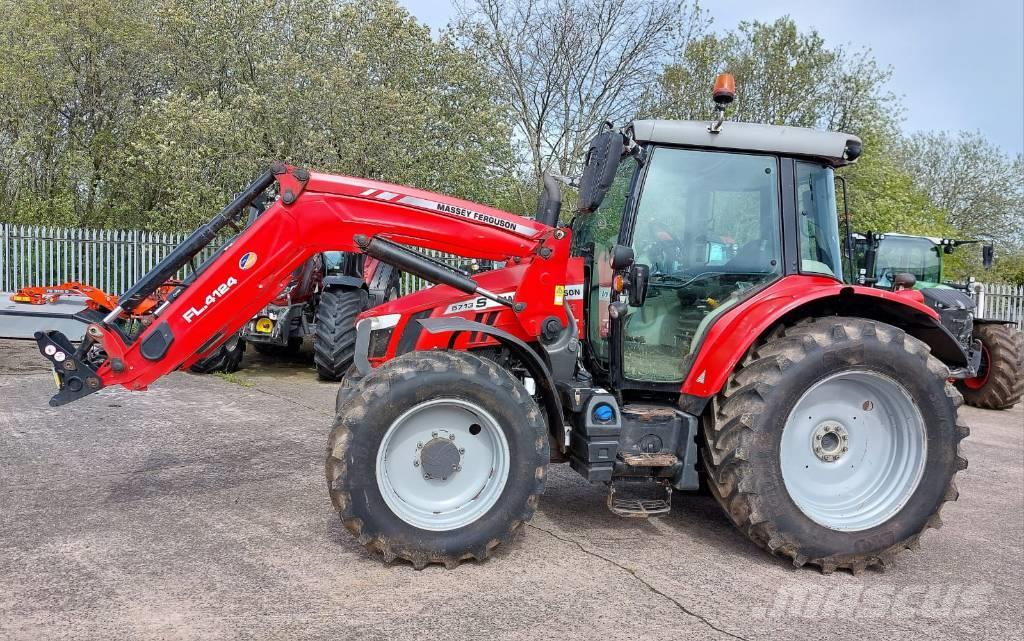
(630, 119), (862, 168)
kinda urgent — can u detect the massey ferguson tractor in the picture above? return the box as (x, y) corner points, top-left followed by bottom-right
(34, 76), (969, 574)
(238, 250), (400, 379)
(852, 231), (1024, 409)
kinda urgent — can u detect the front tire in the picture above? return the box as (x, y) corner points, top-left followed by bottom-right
(326, 350), (548, 569)
(956, 323), (1024, 410)
(703, 317), (968, 574)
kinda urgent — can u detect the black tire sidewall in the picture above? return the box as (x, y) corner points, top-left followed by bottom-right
(750, 335), (958, 559)
(340, 356), (546, 556)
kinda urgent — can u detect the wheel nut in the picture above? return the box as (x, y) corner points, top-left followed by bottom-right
(454, 466), (461, 472)
(432, 431), (438, 438)
(423, 474), (430, 480)
(459, 448), (465, 454)
(417, 442), (423, 449)
(449, 434), (456, 440)
(815, 434), (822, 440)
(413, 460), (419, 467)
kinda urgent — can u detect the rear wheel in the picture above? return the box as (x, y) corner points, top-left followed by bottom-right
(956, 323), (1024, 410)
(326, 350), (548, 569)
(189, 334), (245, 374)
(703, 317), (968, 573)
(314, 287), (367, 381)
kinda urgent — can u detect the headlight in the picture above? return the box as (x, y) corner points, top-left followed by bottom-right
(362, 314), (401, 358)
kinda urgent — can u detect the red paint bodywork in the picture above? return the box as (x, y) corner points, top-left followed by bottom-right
(86, 167), (568, 392)
(680, 275), (937, 397)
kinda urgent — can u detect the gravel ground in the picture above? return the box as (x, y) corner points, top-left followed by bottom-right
(0, 338), (1021, 640)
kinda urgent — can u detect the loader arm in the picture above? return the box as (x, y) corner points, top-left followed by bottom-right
(36, 164), (572, 406)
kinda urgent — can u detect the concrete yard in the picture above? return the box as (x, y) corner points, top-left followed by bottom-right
(1, 338), (1021, 640)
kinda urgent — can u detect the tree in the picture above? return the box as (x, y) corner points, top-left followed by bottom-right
(454, 0), (707, 194)
(896, 131), (1024, 248)
(0, 0), (519, 231)
(647, 17), (897, 134)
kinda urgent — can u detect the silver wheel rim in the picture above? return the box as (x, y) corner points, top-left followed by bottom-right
(376, 398), (510, 531)
(780, 370), (927, 532)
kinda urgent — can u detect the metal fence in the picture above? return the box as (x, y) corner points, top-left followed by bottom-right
(977, 282), (1024, 326)
(0, 223), (464, 297)
(0, 223), (226, 295)
(3, 223), (1022, 322)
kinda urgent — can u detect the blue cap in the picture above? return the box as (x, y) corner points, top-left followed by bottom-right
(593, 403), (614, 422)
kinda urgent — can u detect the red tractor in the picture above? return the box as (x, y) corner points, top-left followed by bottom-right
(237, 251), (400, 379)
(34, 78), (968, 574)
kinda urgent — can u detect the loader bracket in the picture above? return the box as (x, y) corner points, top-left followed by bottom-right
(34, 330), (104, 407)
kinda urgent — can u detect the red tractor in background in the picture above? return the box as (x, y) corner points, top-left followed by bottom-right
(237, 251), (400, 380)
(34, 76), (970, 574)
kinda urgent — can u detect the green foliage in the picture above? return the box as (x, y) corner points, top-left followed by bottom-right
(647, 17), (897, 134)
(0, 0), (517, 231)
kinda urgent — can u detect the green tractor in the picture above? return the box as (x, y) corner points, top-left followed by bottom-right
(852, 232), (1023, 409)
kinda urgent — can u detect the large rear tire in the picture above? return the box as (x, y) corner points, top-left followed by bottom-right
(703, 317), (968, 574)
(956, 323), (1024, 410)
(314, 287), (367, 381)
(326, 350), (548, 569)
(189, 334), (245, 374)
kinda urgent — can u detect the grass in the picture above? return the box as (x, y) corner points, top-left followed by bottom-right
(213, 371), (253, 387)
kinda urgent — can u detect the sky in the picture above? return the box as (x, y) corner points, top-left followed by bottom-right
(400, 0), (1024, 156)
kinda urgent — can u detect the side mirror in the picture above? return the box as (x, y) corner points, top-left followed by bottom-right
(577, 128), (625, 213)
(535, 172), (561, 228)
(610, 244), (635, 271)
(628, 264), (649, 307)
(982, 244), (994, 269)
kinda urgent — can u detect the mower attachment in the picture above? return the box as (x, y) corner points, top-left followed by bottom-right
(34, 330), (104, 407)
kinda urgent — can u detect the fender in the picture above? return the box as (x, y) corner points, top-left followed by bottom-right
(413, 317), (565, 454)
(681, 275), (965, 398)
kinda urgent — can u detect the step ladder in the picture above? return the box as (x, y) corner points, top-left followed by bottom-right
(607, 479), (672, 518)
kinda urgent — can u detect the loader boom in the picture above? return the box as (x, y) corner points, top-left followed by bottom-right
(36, 164), (571, 405)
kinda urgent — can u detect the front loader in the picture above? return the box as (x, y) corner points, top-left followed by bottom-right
(35, 76), (968, 574)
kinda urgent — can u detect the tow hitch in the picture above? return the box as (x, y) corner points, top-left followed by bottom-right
(34, 330), (105, 406)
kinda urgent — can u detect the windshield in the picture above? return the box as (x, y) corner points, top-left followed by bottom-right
(874, 236), (942, 286)
(796, 162), (842, 278)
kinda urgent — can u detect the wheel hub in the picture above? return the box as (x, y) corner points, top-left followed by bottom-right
(418, 434), (462, 480)
(376, 399), (510, 531)
(780, 370), (927, 532)
(811, 421), (849, 463)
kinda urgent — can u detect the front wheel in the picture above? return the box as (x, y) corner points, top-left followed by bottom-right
(326, 351), (548, 569)
(703, 317), (968, 573)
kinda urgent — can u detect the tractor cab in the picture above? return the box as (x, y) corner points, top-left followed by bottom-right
(570, 116), (861, 393)
(852, 232), (994, 290)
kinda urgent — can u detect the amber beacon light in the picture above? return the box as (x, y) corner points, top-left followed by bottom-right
(709, 73), (736, 133)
